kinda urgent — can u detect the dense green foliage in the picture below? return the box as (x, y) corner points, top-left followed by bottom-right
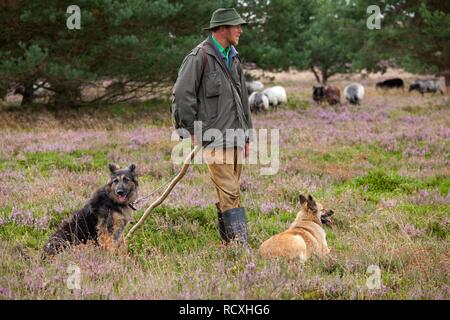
(354, 0), (450, 84)
(0, 0), (448, 105)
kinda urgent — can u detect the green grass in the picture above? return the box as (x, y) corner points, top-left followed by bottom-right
(398, 203), (449, 239)
(332, 170), (416, 201)
(15, 149), (108, 174)
(0, 223), (48, 251)
(425, 175), (450, 196)
(399, 103), (450, 116)
(310, 143), (402, 167)
(354, 170), (420, 194)
(286, 96), (310, 111)
(128, 206), (217, 254)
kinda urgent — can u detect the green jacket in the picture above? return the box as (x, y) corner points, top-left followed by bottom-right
(171, 36), (253, 148)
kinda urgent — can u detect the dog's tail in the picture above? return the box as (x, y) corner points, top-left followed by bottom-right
(40, 240), (57, 260)
(40, 232), (71, 260)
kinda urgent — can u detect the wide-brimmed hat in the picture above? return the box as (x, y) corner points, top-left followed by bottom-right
(204, 8), (248, 30)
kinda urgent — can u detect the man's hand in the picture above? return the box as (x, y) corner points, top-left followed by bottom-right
(245, 142), (250, 159)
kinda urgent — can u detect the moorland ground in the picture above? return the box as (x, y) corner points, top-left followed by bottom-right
(0, 70), (449, 299)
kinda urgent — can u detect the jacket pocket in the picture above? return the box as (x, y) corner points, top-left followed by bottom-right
(205, 72), (221, 97)
(203, 72), (221, 120)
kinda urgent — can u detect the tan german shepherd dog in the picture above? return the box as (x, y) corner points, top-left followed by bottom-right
(259, 195), (334, 262)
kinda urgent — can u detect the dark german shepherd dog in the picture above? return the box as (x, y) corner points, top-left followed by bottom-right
(41, 164), (138, 259)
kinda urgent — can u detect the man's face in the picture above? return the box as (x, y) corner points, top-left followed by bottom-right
(224, 25), (243, 46)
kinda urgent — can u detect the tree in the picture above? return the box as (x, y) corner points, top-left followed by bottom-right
(238, 0), (317, 72)
(300, 0), (366, 84)
(0, 0), (236, 106)
(354, 0), (450, 88)
(239, 0), (365, 84)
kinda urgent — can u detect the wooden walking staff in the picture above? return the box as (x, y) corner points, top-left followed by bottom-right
(125, 144), (202, 239)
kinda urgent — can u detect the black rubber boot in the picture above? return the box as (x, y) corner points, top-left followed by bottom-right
(216, 203), (228, 243)
(222, 207), (248, 245)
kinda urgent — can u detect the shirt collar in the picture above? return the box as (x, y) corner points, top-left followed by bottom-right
(229, 45), (238, 59)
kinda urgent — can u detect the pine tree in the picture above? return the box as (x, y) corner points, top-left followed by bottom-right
(0, 0), (235, 106)
(354, 0), (450, 88)
(239, 0), (364, 84)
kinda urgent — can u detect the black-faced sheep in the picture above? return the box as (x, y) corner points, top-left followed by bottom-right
(409, 79), (444, 95)
(376, 78), (404, 90)
(249, 91), (269, 114)
(313, 86), (326, 104)
(313, 85), (341, 105)
(344, 83), (365, 105)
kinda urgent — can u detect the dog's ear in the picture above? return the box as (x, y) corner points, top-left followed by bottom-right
(307, 195), (317, 212)
(299, 194), (307, 205)
(109, 163), (120, 173)
(128, 164), (136, 173)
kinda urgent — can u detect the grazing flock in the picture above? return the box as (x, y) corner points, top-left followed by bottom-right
(9, 76), (444, 111)
(247, 76), (444, 113)
(247, 81), (288, 113)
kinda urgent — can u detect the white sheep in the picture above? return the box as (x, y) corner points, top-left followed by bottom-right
(246, 81), (264, 95)
(263, 86), (287, 110)
(344, 83), (365, 105)
(249, 91), (269, 113)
